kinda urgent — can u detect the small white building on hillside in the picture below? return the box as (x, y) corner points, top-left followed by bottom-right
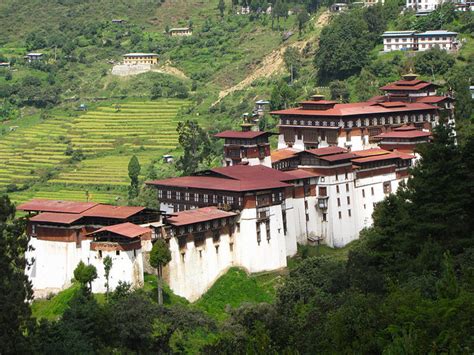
(382, 30), (458, 52)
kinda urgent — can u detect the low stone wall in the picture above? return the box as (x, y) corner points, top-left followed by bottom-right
(111, 64), (152, 76)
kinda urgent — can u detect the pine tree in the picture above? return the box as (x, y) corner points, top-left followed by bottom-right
(149, 239), (171, 305)
(128, 155), (141, 200)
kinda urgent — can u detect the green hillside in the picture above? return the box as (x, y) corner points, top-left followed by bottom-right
(1, 99), (188, 203)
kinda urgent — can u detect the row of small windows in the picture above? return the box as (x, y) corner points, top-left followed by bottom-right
(172, 218), (234, 238)
(281, 113), (435, 128)
(159, 190), (241, 205)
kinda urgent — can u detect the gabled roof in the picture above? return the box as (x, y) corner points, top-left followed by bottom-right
(17, 199), (98, 214)
(380, 81), (435, 92)
(29, 212), (84, 225)
(352, 148), (391, 158)
(374, 130), (431, 139)
(166, 207), (237, 227)
(214, 130), (271, 139)
(352, 152), (414, 164)
(88, 222), (150, 239)
(271, 148), (300, 163)
(147, 175), (290, 192)
(282, 169), (321, 180)
(319, 153), (357, 162)
(209, 165), (290, 182)
(82, 205), (146, 219)
(416, 96), (450, 103)
(305, 146), (348, 157)
(148, 165), (293, 192)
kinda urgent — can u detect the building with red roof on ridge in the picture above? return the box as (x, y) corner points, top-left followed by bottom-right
(271, 74), (452, 152)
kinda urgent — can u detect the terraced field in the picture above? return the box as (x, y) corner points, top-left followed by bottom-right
(0, 99), (188, 200)
(49, 151), (161, 187)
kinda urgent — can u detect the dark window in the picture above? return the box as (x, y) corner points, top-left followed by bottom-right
(116, 250), (120, 256)
(319, 187), (327, 197)
(213, 230), (220, 243)
(195, 233), (205, 247)
(322, 213), (327, 222)
(337, 198), (341, 207)
(98, 250), (102, 258)
(266, 221), (271, 241)
(346, 183), (349, 192)
(347, 196), (350, 205)
(338, 211), (342, 219)
(362, 189), (365, 198)
(336, 185), (340, 193)
(348, 209), (351, 217)
(371, 187), (375, 196)
(257, 224), (261, 244)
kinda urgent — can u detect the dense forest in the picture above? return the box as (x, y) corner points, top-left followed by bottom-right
(1, 124), (473, 353)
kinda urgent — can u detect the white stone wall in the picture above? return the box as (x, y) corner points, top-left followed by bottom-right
(166, 230), (234, 301)
(90, 248), (144, 293)
(163, 203), (293, 301)
(26, 237), (144, 298)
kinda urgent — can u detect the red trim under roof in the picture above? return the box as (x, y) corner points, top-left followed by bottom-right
(17, 199), (98, 214)
(82, 205), (146, 219)
(88, 222), (150, 238)
(166, 207), (237, 227)
(29, 212), (84, 225)
(214, 130), (271, 139)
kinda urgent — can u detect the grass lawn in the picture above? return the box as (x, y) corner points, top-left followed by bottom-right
(31, 283), (81, 321)
(194, 267), (281, 321)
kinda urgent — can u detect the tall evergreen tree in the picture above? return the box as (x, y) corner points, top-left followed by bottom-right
(0, 195), (33, 354)
(128, 155), (141, 200)
(176, 120), (211, 176)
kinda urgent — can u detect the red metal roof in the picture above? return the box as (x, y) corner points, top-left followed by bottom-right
(148, 175), (291, 192)
(380, 81), (434, 91)
(210, 165), (291, 182)
(166, 207), (237, 227)
(352, 148), (391, 158)
(88, 222), (150, 238)
(82, 205), (145, 219)
(29, 212), (84, 225)
(305, 146), (347, 157)
(416, 96), (449, 103)
(214, 130), (271, 139)
(394, 125), (417, 131)
(319, 153), (357, 162)
(17, 199), (98, 214)
(374, 130), (431, 139)
(352, 152), (414, 164)
(271, 101), (437, 117)
(282, 169), (321, 180)
(271, 148), (300, 163)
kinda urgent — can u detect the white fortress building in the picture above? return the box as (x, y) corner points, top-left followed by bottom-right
(22, 75), (450, 302)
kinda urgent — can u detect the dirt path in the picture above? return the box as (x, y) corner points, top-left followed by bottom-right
(152, 61), (189, 80)
(213, 10), (331, 105)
